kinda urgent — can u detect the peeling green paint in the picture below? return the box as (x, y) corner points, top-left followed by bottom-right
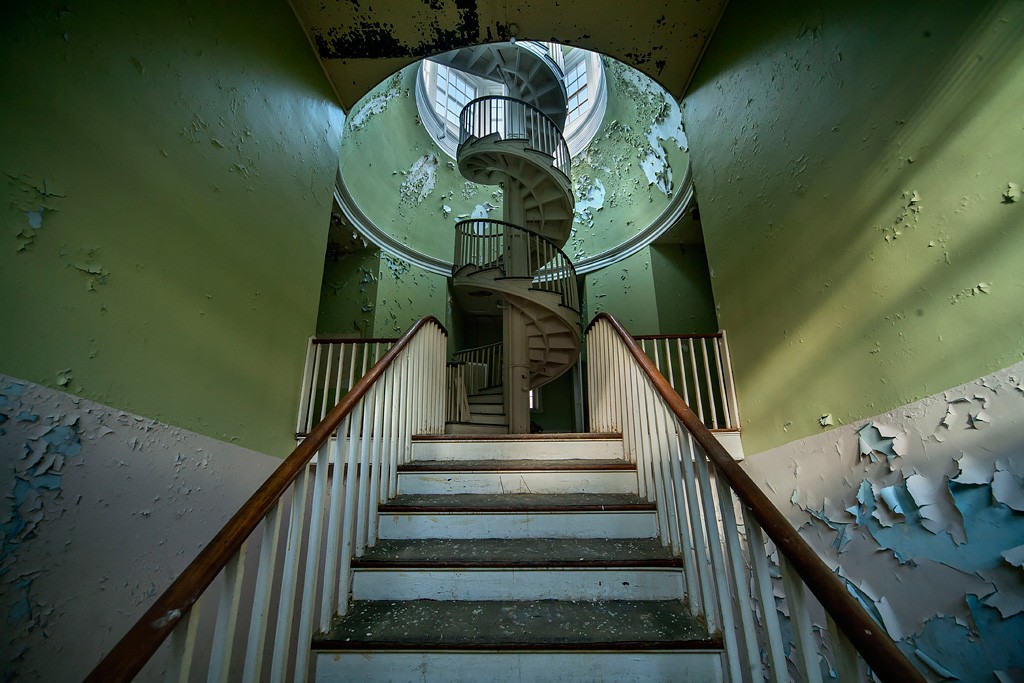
(0, 0), (344, 455)
(683, 0), (1024, 454)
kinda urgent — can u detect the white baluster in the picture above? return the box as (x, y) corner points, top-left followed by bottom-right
(294, 444), (332, 682)
(164, 596), (202, 683)
(320, 418), (349, 630)
(244, 501), (283, 681)
(781, 555), (824, 683)
(270, 470), (310, 682)
(742, 507), (788, 682)
(207, 541), (246, 682)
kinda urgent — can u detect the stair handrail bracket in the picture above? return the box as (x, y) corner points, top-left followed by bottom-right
(86, 316), (448, 683)
(585, 312), (925, 683)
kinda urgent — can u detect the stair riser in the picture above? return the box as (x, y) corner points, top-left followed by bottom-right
(351, 568), (684, 601)
(467, 404), (505, 415)
(466, 413), (509, 425)
(444, 424), (509, 435)
(413, 439), (624, 461)
(316, 652), (722, 683)
(377, 511), (657, 540)
(467, 394), (503, 405)
(397, 470), (638, 495)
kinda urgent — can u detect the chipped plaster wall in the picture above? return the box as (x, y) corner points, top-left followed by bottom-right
(584, 244), (717, 335)
(649, 244), (719, 333)
(337, 56), (690, 267)
(584, 248), (661, 334)
(681, 0), (1024, 454)
(373, 253), (449, 338)
(317, 248), (381, 336)
(740, 361), (1024, 681)
(0, 1), (344, 456)
(339, 65), (499, 261)
(565, 59), (690, 263)
(0, 375), (280, 682)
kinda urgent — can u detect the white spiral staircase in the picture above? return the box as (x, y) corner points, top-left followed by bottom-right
(445, 42), (581, 433)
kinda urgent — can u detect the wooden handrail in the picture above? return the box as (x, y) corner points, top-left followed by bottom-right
(590, 312), (924, 683)
(631, 332), (723, 341)
(86, 316), (446, 683)
(311, 336), (399, 344)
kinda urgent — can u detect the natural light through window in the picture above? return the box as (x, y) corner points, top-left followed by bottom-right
(435, 65), (476, 128)
(565, 61), (589, 124)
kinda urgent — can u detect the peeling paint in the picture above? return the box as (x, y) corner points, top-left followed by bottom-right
(744, 360), (1024, 680)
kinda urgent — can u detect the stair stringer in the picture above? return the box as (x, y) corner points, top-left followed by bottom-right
(454, 265), (581, 389)
(458, 136), (574, 247)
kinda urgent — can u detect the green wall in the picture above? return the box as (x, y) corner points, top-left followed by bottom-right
(317, 248), (380, 336)
(317, 248), (449, 340)
(682, 0), (1024, 453)
(584, 244), (717, 335)
(373, 254), (449, 337)
(339, 66), (499, 261)
(0, 1), (344, 455)
(650, 244), (719, 333)
(337, 55), (690, 265)
(566, 58), (690, 262)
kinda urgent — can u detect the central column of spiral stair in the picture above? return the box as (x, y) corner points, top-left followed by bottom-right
(443, 42), (581, 433)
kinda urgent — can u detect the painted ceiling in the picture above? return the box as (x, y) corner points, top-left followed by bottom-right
(288, 0), (728, 110)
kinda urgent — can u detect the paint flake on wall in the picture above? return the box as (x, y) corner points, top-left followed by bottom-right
(743, 360), (1024, 680)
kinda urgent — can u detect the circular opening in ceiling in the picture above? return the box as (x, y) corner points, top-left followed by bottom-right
(334, 44), (692, 276)
(415, 43), (607, 160)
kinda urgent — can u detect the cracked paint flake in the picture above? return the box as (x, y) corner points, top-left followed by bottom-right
(399, 154), (439, 205)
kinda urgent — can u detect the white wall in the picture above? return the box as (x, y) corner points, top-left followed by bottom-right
(0, 375), (280, 681)
(741, 361), (1024, 679)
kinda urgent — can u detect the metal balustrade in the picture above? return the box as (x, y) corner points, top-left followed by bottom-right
(86, 318), (448, 683)
(634, 332), (740, 431)
(586, 313), (924, 683)
(459, 95), (571, 178)
(295, 337), (397, 437)
(454, 218), (580, 313)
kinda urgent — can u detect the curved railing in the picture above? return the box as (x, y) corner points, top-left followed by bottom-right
(86, 317), (448, 682)
(454, 218), (579, 312)
(519, 40), (566, 78)
(458, 95), (571, 178)
(586, 313), (925, 683)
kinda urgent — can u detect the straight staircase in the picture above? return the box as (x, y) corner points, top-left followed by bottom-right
(312, 435), (722, 681)
(84, 41), (926, 683)
(85, 314), (925, 682)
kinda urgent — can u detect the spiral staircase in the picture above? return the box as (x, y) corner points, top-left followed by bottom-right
(444, 41), (582, 434)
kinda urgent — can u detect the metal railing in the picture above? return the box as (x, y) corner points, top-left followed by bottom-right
(86, 318), (448, 682)
(634, 332), (740, 431)
(454, 218), (579, 313)
(452, 341), (503, 393)
(295, 337), (398, 437)
(459, 95), (571, 178)
(586, 313), (924, 683)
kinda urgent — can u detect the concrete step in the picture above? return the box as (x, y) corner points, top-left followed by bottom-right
(412, 434), (624, 461)
(376, 493), (656, 540)
(396, 459), (638, 495)
(314, 600), (722, 682)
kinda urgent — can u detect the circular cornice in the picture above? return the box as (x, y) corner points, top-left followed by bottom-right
(333, 161), (694, 277)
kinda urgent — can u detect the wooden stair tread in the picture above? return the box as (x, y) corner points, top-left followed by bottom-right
(379, 492), (654, 513)
(314, 600), (719, 651)
(400, 458), (633, 472)
(353, 538), (679, 568)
